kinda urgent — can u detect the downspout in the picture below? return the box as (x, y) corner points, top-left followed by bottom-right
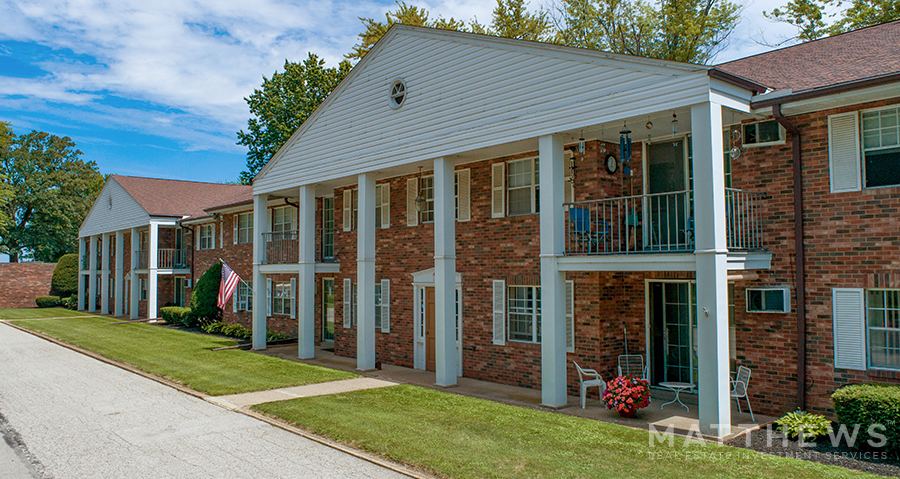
(772, 104), (806, 411)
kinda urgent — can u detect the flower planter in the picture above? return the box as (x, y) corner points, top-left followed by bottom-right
(618, 408), (637, 418)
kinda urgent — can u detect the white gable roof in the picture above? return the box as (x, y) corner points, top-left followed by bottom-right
(253, 25), (735, 194)
(79, 177), (150, 237)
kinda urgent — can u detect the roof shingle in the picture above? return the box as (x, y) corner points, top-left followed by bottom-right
(112, 175), (252, 219)
(715, 21), (900, 93)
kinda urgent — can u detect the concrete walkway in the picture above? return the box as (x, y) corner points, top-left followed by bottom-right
(210, 377), (398, 409)
(0, 322), (411, 479)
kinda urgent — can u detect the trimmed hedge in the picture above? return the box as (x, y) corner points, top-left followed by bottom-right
(51, 254), (79, 296)
(35, 295), (62, 308)
(832, 383), (900, 456)
(191, 263), (221, 324)
(160, 306), (197, 328)
(202, 321), (290, 342)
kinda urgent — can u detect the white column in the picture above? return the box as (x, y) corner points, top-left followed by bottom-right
(114, 230), (124, 316)
(130, 228), (139, 319)
(434, 157), (458, 386)
(357, 173), (376, 370)
(77, 237), (86, 310)
(88, 235), (98, 312)
(147, 222), (159, 319)
(539, 134), (568, 408)
(100, 233), (111, 314)
(298, 186), (316, 359)
(251, 194), (268, 350)
(692, 101), (732, 437)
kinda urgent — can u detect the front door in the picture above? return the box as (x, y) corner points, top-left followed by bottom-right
(174, 277), (184, 307)
(323, 278), (335, 342)
(649, 281), (696, 386)
(646, 140), (690, 249)
(425, 287), (436, 372)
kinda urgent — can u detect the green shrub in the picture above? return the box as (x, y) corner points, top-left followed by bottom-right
(51, 254), (79, 297)
(832, 383), (900, 456)
(35, 295), (62, 308)
(201, 321), (290, 342)
(159, 306), (197, 328)
(62, 295), (78, 310)
(775, 410), (832, 442)
(190, 263), (221, 324)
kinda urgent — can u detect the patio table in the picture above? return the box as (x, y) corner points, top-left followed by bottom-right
(659, 382), (693, 412)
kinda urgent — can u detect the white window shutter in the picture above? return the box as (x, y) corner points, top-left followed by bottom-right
(291, 206), (297, 231)
(492, 279), (506, 345)
(266, 277), (272, 317)
(381, 279), (390, 333)
(382, 184), (391, 228)
(491, 163), (505, 218)
(566, 280), (574, 353)
(289, 277), (297, 319)
(832, 288), (866, 370)
(211, 224), (216, 249)
(233, 283), (238, 313)
(407, 178), (418, 226)
(196, 226), (200, 249)
(457, 169), (471, 222)
(343, 278), (352, 328)
(233, 215), (239, 244)
(828, 112), (862, 193)
(343, 189), (352, 232)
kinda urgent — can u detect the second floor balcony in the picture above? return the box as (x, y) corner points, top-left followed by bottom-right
(137, 248), (189, 269)
(564, 188), (765, 256)
(262, 228), (336, 265)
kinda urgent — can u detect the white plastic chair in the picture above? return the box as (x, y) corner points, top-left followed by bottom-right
(617, 354), (648, 380)
(730, 365), (754, 421)
(573, 361), (605, 409)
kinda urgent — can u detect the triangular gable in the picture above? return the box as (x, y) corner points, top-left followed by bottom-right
(254, 25), (718, 194)
(79, 177), (151, 237)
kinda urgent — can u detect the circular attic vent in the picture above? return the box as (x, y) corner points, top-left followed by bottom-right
(389, 79), (407, 109)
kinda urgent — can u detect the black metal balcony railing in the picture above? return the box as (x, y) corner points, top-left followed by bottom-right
(136, 249), (188, 269)
(262, 228), (336, 265)
(564, 189), (765, 256)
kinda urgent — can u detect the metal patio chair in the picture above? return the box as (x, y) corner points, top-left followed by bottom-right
(573, 361), (605, 409)
(730, 365), (754, 421)
(617, 354), (648, 380)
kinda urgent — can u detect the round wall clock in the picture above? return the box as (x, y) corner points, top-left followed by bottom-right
(605, 155), (618, 175)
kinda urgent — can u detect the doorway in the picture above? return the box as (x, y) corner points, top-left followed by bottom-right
(425, 287), (436, 371)
(323, 278), (335, 343)
(645, 140), (691, 249)
(412, 269), (462, 376)
(648, 281), (697, 386)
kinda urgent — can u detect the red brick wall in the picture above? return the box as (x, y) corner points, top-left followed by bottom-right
(0, 263), (56, 308)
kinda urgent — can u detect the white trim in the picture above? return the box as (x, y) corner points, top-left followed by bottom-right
(832, 288), (866, 371)
(491, 163), (505, 218)
(406, 178), (419, 226)
(492, 279), (506, 345)
(828, 111), (862, 193)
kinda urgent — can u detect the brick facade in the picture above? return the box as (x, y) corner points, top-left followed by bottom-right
(0, 263), (57, 308)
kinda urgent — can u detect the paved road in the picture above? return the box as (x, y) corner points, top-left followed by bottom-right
(0, 323), (407, 479)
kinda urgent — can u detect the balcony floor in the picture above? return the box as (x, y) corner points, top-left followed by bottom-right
(558, 250), (771, 272)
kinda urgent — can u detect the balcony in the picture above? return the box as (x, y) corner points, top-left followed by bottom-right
(564, 188), (765, 256)
(262, 228), (336, 265)
(136, 249), (189, 269)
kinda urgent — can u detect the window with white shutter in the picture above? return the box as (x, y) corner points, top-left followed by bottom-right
(266, 277), (272, 317)
(491, 163), (505, 218)
(566, 280), (574, 353)
(407, 178), (419, 226)
(492, 279), (506, 345)
(343, 190), (352, 232)
(866, 289), (900, 370)
(381, 279), (391, 333)
(861, 106), (900, 188)
(343, 278), (352, 328)
(828, 112), (862, 193)
(456, 169), (471, 221)
(832, 288), (866, 370)
(289, 277), (297, 319)
(375, 184), (391, 229)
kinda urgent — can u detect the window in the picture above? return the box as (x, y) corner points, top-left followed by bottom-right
(420, 176), (434, 223)
(507, 158), (539, 215)
(742, 120), (784, 146)
(746, 287), (790, 313)
(272, 206), (293, 233)
(199, 224), (214, 250)
(272, 281), (291, 315)
(375, 185), (389, 229)
(236, 213), (253, 244)
(866, 289), (900, 369)
(237, 281), (253, 312)
(323, 197), (335, 260)
(139, 278), (147, 301)
(508, 285), (541, 343)
(862, 107), (900, 188)
(389, 79), (406, 109)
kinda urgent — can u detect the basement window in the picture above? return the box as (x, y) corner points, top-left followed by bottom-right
(389, 79), (407, 109)
(746, 287), (790, 313)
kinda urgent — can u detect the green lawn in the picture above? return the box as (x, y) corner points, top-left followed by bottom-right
(9, 315), (357, 395)
(254, 385), (877, 479)
(0, 308), (93, 320)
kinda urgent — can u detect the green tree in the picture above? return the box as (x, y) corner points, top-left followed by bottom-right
(348, 2), (472, 60)
(0, 124), (104, 262)
(765, 0), (900, 43)
(51, 253), (79, 296)
(236, 53), (352, 184)
(491, 0), (553, 41)
(191, 262), (222, 324)
(556, 0), (741, 63)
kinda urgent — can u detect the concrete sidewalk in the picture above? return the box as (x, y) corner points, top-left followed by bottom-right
(210, 377), (398, 409)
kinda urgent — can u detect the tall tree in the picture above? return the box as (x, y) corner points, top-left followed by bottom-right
(765, 0), (900, 43)
(348, 2), (472, 60)
(0, 123), (104, 262)
(492, 0), (554, 41)
(556, 0), (741, 63)
(237, 53), (351, 184)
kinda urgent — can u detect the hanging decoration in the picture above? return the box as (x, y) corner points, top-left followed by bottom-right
(671, 113), (678, 135)
(598, 125), (607, 154)
(730, 128), (742, 159)
(415, 166), (426, 212)
(619, 123), (632, 177)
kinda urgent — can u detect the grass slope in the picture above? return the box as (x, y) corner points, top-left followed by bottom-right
(10, 316), (357, 396)
(0, 308), (92, 319)
(254, 385), (877, 479)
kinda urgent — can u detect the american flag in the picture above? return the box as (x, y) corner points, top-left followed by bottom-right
(217, 261), (241, 309)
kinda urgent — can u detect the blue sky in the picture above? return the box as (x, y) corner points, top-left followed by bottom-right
(0, 0), (802, 184)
